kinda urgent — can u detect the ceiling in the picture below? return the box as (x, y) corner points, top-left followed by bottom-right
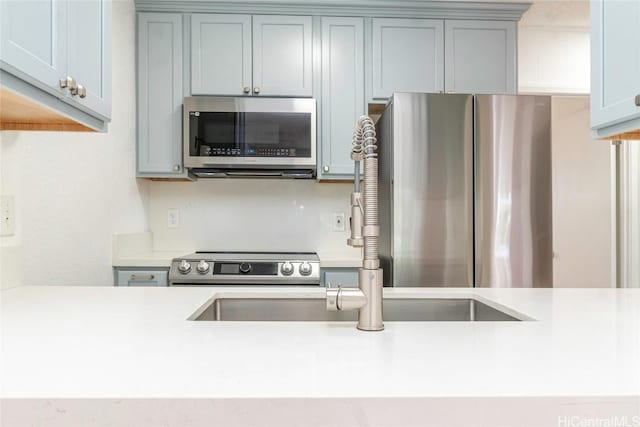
(520, 0), (590, 28)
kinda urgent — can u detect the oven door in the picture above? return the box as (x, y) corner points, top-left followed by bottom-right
(183, 97), (316, 169)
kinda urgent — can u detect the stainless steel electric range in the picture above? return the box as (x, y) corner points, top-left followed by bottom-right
(168, 252), (321, 286)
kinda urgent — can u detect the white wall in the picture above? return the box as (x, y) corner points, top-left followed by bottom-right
(518, 1), (590, 94)
(0, 0), (148, 287)
(551, 96), (612, 287)
(148, 179), (361, 259)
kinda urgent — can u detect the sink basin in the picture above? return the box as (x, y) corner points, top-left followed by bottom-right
(190, 296), (524, 322)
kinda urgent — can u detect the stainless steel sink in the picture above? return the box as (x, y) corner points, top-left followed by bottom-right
(190, 296), (524, 322)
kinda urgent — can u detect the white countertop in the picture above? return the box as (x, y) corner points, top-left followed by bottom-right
(2, 286), (639, 425)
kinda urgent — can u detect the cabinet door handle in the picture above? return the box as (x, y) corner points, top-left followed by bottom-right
(253, 86), (260, 94)
(130, 274), (155, 281)
(635, 95), (640, 107)
(323, 165), (330, 173)
(59, 76), (77, 91)
(71, 84), (86, 98)
(243, 86), (250, 94)
(173, 164), (180, 172)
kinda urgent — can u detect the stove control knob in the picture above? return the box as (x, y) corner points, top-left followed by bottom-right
(178, 260), (191, 274)
(281, 262), (294, 276)
(299, 262), (312, 276)
(196, 260), (210, 274)
(239, 262), (252, 274)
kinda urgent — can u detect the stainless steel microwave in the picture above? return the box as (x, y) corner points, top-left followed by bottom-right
(183, 97), (316, 178)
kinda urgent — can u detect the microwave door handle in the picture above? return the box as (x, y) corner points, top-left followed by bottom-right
(225, 171), (283, 177)
(282, 170), (314, 178)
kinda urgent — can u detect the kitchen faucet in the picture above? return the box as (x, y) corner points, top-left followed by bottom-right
(326, 116), (384, 331)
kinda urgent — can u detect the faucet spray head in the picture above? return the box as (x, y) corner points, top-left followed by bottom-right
(347, 192), (364, 247)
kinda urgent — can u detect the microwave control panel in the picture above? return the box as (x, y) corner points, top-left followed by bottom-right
(200, 147), (297, 157)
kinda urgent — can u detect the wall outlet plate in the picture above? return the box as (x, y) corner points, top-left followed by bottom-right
(0, 195), (15, 237)
(333, 212), (345, 232)
(167, 208), (180, 228)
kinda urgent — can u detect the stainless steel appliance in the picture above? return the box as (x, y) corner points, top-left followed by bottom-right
(183, 97), (316, 178)
(169, 252), (321, 286)
(377, 93), (552, 288)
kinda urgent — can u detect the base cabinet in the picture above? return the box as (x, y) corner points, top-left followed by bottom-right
(321, 268), (358, 287)
(114, 268), (169, 287)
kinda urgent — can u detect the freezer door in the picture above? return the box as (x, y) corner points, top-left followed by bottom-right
(390, 93), (474, 287)
(474, 95), (553, 287)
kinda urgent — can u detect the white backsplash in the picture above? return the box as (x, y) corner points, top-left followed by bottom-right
(149, 179), (362, 259)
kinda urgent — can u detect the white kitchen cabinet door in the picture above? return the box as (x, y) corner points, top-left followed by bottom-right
(591, 0), (640, 137)
(444, 20), (516, 94)
(66, 0), (111, 118)
(372, 18), (444, 100)
(320, 17), (364, 177)
(252, 15), (313, 97)
(0, 0), (66, 92)
(191, 14), (252, 95)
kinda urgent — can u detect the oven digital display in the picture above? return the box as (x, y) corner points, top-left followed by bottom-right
(220, 264), (239, 274)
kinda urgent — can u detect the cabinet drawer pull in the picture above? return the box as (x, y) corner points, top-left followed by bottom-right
(635, 95), (640, 107)
(130, 274), (155, 281)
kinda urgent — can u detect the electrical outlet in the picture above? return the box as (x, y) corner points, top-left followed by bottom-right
(0, 195), (15, 237)
(333, 212), (345, 232)
(167, 208), (180, 228)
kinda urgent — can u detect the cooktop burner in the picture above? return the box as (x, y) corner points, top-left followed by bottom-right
(169, 252), (321, 286)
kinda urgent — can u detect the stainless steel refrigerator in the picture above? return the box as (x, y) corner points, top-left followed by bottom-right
(377, 93), (552, 288)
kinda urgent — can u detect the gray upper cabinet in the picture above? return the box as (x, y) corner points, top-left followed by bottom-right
(0, 0), (66, 91)
(0, 0), (111, 130)
(372, 18), (444, 100)
(444, 20), (516, 94)
(591, 0), (640, 139)
(320, 17), (364, 177)
(190, 14), (312, 97)
(66, 0), (111, 118)
(191, 14), (252, 95)
(370, 18), (517, 103)
(137, 12), (185, 177)
(132, 2), (527, 179)
(253, 15), (313, 97)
